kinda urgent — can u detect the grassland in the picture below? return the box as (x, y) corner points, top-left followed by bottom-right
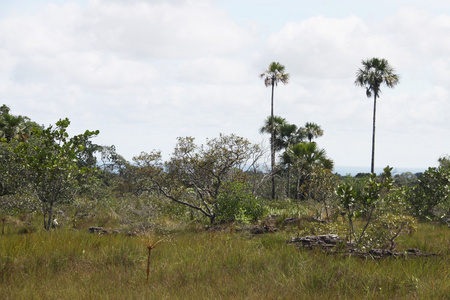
(1, 219), (448, 300)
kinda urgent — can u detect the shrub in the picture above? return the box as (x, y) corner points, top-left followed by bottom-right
(215, 182), (264, 224)
(406, 166), (450, 221)
(336, 166), (416, 249)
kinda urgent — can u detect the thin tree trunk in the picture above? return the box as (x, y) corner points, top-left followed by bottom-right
(295, 168), (301, 200)
(271, 81), (276, 200)
(1, 217), (5, 235)
(348, 214), (354, 244)
(371, 95), (377, 174)
(357, 205), (375, 245)
(46, 203), (54, 231)
(286, 164), (291, 198)
(146, 247), (153, 283)
(209, 214), (216, 225)
(43, 203), (48, 230)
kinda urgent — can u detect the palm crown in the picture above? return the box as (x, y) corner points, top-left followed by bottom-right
(302, 122), (323, 143)
(355, 58), (399, 99)
(260, 62), (290, 87)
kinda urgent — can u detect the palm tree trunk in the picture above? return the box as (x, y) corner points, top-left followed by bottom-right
(271, 81), (276, 200)
(371, 95), (377, 174)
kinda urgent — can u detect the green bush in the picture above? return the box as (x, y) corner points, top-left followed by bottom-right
(336, 166), (416, 249)
(215, 182), (264, 224)
(406, 166), (450, 221)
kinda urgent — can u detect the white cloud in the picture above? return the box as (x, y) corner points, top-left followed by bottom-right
(260, 7), (450, 168)
(82, 0), (256, 59)
(266, 15), (368, 79)
(0, 1), (449, 170)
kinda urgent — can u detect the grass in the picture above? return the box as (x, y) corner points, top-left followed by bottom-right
(0, 222), (449, 299)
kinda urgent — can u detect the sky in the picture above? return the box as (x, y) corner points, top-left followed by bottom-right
(1, 0), (450, 174)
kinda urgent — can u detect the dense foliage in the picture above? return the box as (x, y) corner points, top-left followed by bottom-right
(406, 166), (450, 221)
(0, 104), (448, 252)
(128, 134), (263, 224)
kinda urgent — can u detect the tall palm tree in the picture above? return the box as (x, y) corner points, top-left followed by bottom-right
(302, 122), (323, 143)
(261, 62), (290, 199)
(355, 58), (399, 174)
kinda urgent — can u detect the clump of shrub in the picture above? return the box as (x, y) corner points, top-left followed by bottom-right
(215, 182), (264, 224)
(405, 166), (450, 223)
(336, 166), (416, 250)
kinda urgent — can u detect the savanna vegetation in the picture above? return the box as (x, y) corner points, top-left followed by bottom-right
(0, 59), (449, 299)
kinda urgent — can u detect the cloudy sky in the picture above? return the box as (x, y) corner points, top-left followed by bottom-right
(1, 0), (450, 173)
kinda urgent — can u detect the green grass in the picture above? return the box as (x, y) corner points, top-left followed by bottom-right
(0, 223), (449, 299)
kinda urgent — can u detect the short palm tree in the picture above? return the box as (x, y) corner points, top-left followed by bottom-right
(261, 116), (305, 198)
(260, 116), (288, 152)
(0, 105), (32, 142)
(288, 142), (333, 199)
(261, 62), (290, 199)
(355, 58), (399, 173)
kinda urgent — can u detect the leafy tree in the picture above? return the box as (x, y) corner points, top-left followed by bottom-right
(338, 167), (394, 245)
(261, 62), (290, 199)
(302, 122), (323, 143)
(337, 166), (416, 250)
(407, 165), (450, 221)
(99, 145), (127, 174)
(355, 58), (400, 173)
(393, 172), (418, 187)
(438, 155), (450, 170)
(97, 145), (128, 189)
(15, 118), (99, 230)
(302, 168), (339, 220)
(131, 134), (263, 224)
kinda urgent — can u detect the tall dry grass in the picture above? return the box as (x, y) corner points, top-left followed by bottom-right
(0, 222), (448, 299)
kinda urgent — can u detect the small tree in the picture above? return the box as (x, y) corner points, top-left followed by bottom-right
(336, 166), (415, 249)
(407, 165), (450, 221)
(15, 118), (99, 230)
(303, 168), (339, 220)
(131, 134), (263, 224)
